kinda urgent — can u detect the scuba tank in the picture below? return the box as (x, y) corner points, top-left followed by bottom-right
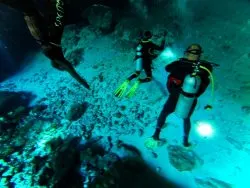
(174, 62), (202, 119)
(135, 43), (143, 70)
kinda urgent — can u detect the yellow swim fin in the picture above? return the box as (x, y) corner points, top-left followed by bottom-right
(126, 79), (140, 98)
(114, 80), (130, 97)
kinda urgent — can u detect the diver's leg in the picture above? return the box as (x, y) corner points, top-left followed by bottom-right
(183, 98), (197, 147)
(44, 46), (90, 89)
(58, 59), (90, 89)
(127, 58), (143, 81)
(139, 59), (152, 83)
(43, 0), (89, 89)
(152, 92), (179, 140)
(127, 71), (140, 81)
(114, 57), (142, 97)
(51, 59), (64, 70)
(183, 118), (191, 147)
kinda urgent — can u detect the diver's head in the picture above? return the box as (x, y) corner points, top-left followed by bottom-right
(184, 44), (203, 61)
(142, 30), (153, 41)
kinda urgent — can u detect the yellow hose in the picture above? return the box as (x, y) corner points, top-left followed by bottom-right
(200, 66), (215, 108)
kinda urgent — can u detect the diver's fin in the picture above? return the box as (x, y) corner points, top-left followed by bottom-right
(126, 80), (140, 98)
(114, 80), (130, 97)
(145, 137), (167, 150)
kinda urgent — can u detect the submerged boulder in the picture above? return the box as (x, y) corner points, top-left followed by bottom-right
(83, 4), (114, 32)
(167, 145), (204, 171)
(66, 102), (88, 121)
(35, 137), (82, 187)
(0, 91), (34, 131)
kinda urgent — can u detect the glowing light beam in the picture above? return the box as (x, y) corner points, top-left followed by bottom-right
(160, 47), (175, 59)
(196, 121), (214, 137)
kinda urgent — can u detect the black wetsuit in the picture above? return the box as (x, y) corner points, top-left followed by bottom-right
(153, 58), (213, 145)
(128, 39), (165, 82)
(0, 0), (90, 89)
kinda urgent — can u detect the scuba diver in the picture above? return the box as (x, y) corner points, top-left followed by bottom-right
(145, 44), (216, 148)
(114, 30), (166, 98)
(0, 0), (90, 89)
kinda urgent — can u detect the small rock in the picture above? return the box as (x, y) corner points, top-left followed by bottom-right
(152, 152), (158, 158)
(156, 167), (161, 172)
(241, 105), (250, 114)
(138, 129), (144, 137)
(114, 112), (122, 118)
(2, 166), (14, 177)
(32, 104), (47, 113)
(66, 102), (88, 121)
(120, 105), (126, 111)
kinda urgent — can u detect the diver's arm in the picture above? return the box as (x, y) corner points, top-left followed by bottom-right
(165, 61), (193, 72)
(196, 62), (214, 96)
(154, 31), (167, 50)
(165, 61), (180, 72)
(203, 62), (213, 72)
(150, 39), (165, 51)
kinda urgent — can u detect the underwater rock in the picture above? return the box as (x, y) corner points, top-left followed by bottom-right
(225, 136), (244, 150)
(167, 145), (203, 171)
(65, 48), (84, 66)
(11, 136), (26, 149)
(0, 91), (33, 131)
(128, 0), (148, 19)
(36, 137), (82, 187)
(78, 139), (121, 188)
(0, 91), (33, 116)
(114, 18), (141, 42)
(0, 144), (15, 159)
(61, 25), (81, 49)
(195, 177), (233, 188)
(31, 104), (48, 114)
(84, 4), (114, 32)
(241, 105), (250, 114)
(66, 102), (88, 121)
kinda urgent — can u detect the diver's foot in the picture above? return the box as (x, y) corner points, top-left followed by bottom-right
(183, 142), (192, 147)
(182, 142), (196, 151)
(139, 77), (152, 83)
(145, 137), (167, 149)
(183, 137), (192, 148)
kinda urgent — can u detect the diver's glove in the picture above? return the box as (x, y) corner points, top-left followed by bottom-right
(126, 80), (140, 98)
(114, 80), (130, 97)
